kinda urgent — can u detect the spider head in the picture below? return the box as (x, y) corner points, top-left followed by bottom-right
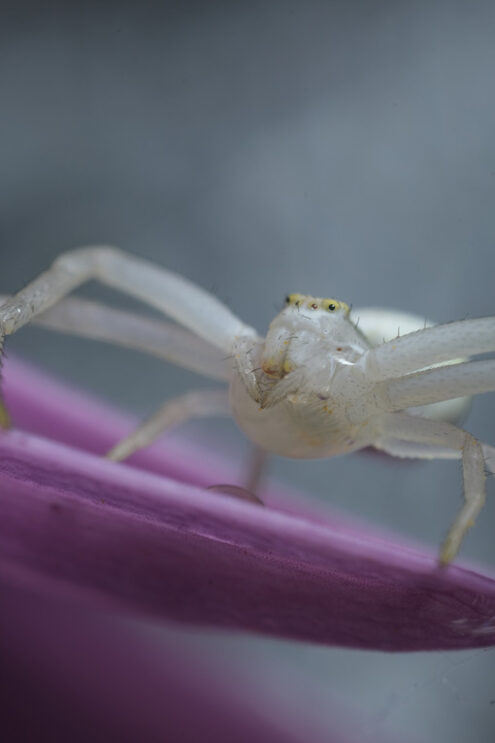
(261, 293), (351, 378)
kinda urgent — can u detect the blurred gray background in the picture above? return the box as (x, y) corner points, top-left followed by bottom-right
(1, 1), (494, 740)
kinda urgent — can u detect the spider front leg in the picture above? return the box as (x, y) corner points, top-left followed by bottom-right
(0, 246), (255, 351)
(0, 246), (257, 424)
(376, 412), (488, 565)
(364, 316), (495, 380)
(382, 358), (495, 410)
(0, 295), (230, 382)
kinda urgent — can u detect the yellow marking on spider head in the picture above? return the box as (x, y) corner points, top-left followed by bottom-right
(285, 293), (306, 306)
(285, 294), (350, 314)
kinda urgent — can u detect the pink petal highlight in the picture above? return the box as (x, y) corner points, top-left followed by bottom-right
(1, 358), (495, 651)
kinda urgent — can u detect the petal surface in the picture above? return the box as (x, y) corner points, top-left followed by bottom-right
(1, 359), (495, 651)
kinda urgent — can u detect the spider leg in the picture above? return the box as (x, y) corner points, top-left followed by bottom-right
(375, 435), (495, 473)
(259, 367), (306, 408)
(0, 388), (10, 429)
(244, 445), (268, 493)
(231, 333), (307, 409)
(364, 316), (495, 381)
(0, 246), (256, 352)
(383, 358), (495, 410)
(352, 307), (435, 346)
(376, 412), (490, 564)
(352, 307), (471, 423)
(232, 336), (266, 403)
(0, 295), (229, 381)
(106, 388), (229, 462)
(373, 437), (461, 460)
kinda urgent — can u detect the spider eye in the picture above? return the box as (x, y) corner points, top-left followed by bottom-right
(327, 303), (336, 311)
(285, 295), (291, 304)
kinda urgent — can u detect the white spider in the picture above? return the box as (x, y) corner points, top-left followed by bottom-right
(0, 246), (494, 564)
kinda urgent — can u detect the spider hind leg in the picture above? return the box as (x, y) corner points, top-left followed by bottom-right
(376, 412), (488, 564)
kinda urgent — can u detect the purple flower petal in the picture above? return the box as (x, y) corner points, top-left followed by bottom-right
(1, 358), (495, 651)
(2, 581), (354, 743)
